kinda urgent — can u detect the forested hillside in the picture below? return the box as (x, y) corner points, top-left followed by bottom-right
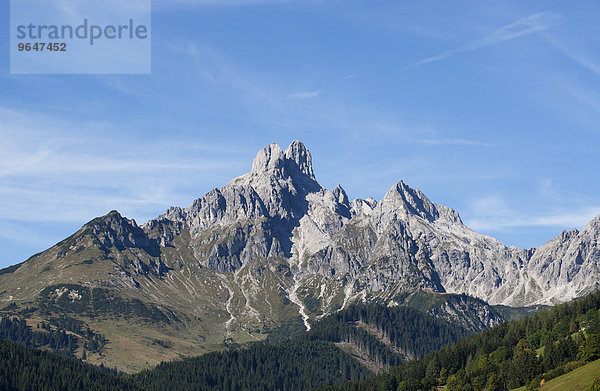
(133, 339), (368, 390)
(0, 315), (108, 358)
(305, 302), (471, 368)
(0, 337), (137, 391)
(132, 302), (471, 389)
(0, 295), (474, 390)
(324, 290), (600, 391)
(3, 290), (599, 391)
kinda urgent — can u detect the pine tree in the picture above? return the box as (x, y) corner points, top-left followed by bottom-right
(579, 334), (600, 362)
(485, 373), (503, 391)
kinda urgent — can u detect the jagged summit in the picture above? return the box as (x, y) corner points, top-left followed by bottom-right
(142, 141), (600, 308)
(88, 209), (135, 227)
(588, 214), (600, 227)
(332, 185), (349, 206)
(82, 209), (159, 256)
(284, 140), (315, 180)
(249, 140), (315, 181)
(380, 180), (462, 225)
(251, 142), (285, 175)
(239, 141), (463, 224)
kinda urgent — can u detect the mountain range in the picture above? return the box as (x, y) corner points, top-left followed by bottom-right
(1, 140), (598, 372)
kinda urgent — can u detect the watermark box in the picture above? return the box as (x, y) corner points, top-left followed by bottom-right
(10, 0), (151, 74)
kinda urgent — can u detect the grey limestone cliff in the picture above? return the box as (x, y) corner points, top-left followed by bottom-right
(141, 140), (600, 322)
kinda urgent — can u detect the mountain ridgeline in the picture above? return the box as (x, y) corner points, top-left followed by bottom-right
(0, 140), (599, 371)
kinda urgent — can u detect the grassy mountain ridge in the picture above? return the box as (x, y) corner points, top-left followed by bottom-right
(0, 212), (276, 371)
(2, 142), (600, 372)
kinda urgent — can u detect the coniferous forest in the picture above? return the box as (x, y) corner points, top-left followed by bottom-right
(1, 290), (600, 390)
(0, 337), (138, 391)
(133, 304), (469, 390)
(323, 290), (600, 391)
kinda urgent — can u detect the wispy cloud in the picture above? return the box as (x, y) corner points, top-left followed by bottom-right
(0, 105), (248, 224)
(465, 192), (600, 233)
(417, 11), (559, 65)
(467, 207), (600, 232)
(0, 224), (49, 248)
(287, 90), (320, 99)
(169, 42), (287, 113)
(549, 39), (600, 77)
(101, 77), (159, 98)
(158, 0), (270, 4)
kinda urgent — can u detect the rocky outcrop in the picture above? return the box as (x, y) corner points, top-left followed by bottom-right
(86, 210), (160, 257)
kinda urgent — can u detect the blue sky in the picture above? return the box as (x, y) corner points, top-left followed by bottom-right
(1, 0), (600, 268)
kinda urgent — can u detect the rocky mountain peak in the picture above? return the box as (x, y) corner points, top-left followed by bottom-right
(378, 181), (463, 225)
(587, 214), (600, 229)
(88, 210), (132, 230)
(85, 210), (160, 256)
(284, 140), (315, 180)
(251, 142), (285, 175)
(333, 184), (349, 206)
(62, 141), (600, 315)
(380, 180), (441, 223)
(250, 140), (315, 181)
(4, 140), (600, 372)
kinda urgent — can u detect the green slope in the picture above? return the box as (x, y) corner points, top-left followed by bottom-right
(513, 359), (600, 391)
(539, 358), (600, 391)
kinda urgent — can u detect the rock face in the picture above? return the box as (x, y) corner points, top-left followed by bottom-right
(1, 141), (599, 348)
(132, 141), (599, 321)
(148, 141), (599, 311)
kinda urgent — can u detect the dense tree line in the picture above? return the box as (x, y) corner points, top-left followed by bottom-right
(132, 339), (370, 390)
(0, 314), (107, 357)
(0, 297), (494, 390)
(131, 303), (470, 390)
(0, 337), (138, 391)
(306, 303), (469, 367)
(0, 317), (78, 356)
(323, 290), (600, 391)
(47, 316), (107, 353)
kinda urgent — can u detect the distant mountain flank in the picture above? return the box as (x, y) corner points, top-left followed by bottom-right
(0, 140), (598, 371)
